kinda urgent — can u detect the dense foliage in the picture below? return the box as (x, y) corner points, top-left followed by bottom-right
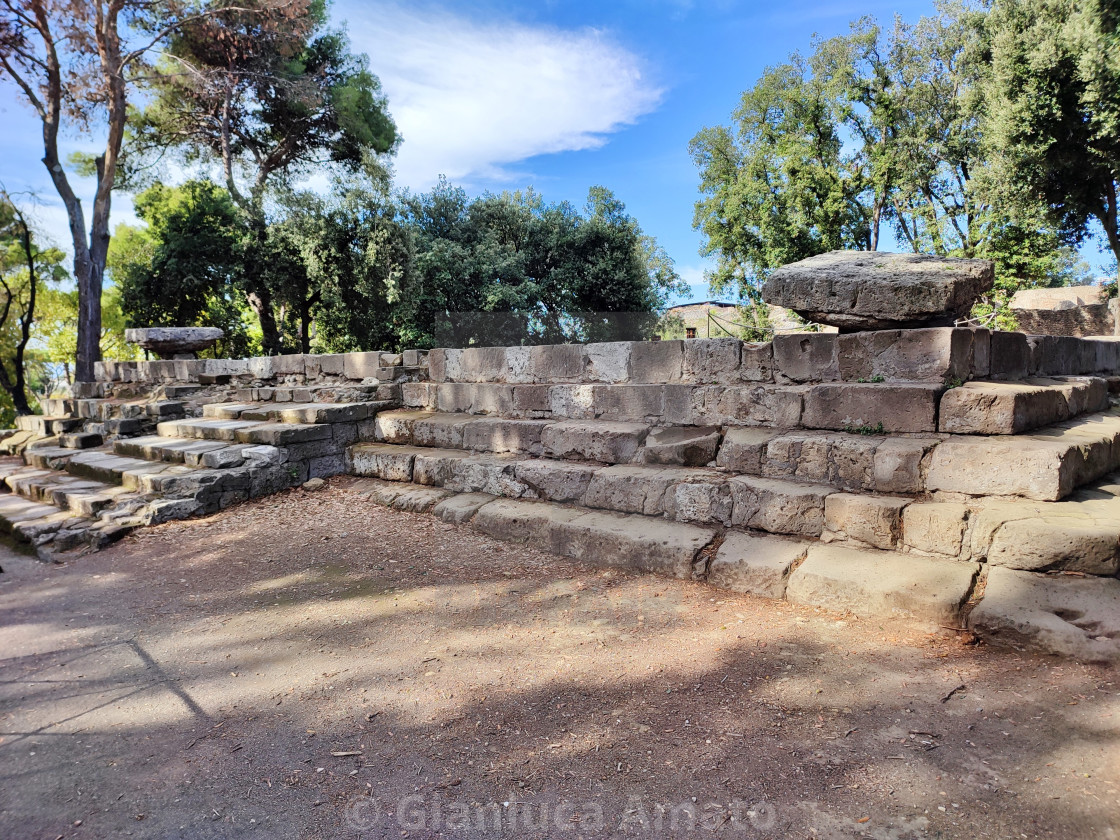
(108, 180), (685, 353)
(690, 0), (1111, 321)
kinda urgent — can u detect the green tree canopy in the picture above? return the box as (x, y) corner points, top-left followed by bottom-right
(109, 181), (254, 358)
(987, 0), (1120, 274)
(691, 1), (1094, 307)
(130, 0), (399, 354)
(394, 182), (686, 348)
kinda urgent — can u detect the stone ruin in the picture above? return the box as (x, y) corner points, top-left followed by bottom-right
(124, 326), (225, 359)
(1, 251), (1119, 664)
(1010, 285), (1119, 338)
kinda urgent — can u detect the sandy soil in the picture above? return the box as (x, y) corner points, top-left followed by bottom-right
(0, 476), (1117, 840)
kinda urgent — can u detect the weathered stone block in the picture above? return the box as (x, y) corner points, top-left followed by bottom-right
(582, 465), (678, 515)
(682, 338), (741, 384)
(681, 385), (803, 428)
(772, 334), (839, 383)
(871, 438), (937, 494)
(787, 544), (979, 624)
(968, 566), (1120, 662)
(715, 428), (778, 473)
(412, 449), (470, 486)
(512, 384), (553, 414)
(985, 510), (1120, 575)
(728, 475), (830, 536)
(740, 342), (774, 382)
(630, 340), (683, 383)
(401, 382), (437, 409)
(837, 328), (974, 383)
(505, 346), (531, 383)
(554, 508), (716, 579)
(235, 423), (331, 446)
(459, 347), (508, 382)
(548, 385), (597, 420)
(427, 348), (449, 383)
(436, 383), (475, 414)
(306, 353), (346, 377)
(529, 344), (584, 382)
(989, 331), (1030, 380)
(584, 342), (632, 383)
(541, 420), (649, 463)
(514, 460), (598, 502)
(824, 492), (909, 549)
(763, 250), (994, 331)
(939, 381), (1068, 435)
(802, 383), (941, 433)
(373, 410), (432, 444)
(901, 502), (969, 557)
(462, 418), (551, 454)
(412, 414), (473, 449)
(706, 531), (807, 598)
(343, 352), (382, 380)
(593, 384), (665, 421)
(640, 426), (721, 466)
(431, 492), (495, 524)
(308, 454), (349, 478)
(469, 384), (516, 416)
(273, 353), (306, 375)
(925, 422), (1120, 501)
(350, 443), (421, 480)
(446, 454), (534, 497)
(660, 476), (733, 525)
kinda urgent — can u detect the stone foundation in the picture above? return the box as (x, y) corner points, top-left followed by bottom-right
(2, 328), (1118, 663)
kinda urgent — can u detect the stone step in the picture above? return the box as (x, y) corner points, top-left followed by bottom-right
(113, 435), (253, 468)
(229, 383), (398, 404)
(16, 415), (83, 435)
(0, 478), (137, 555)
(0, 430), (46, 455)
(202, 400), (388, 424)
(967, 566), (1120, 662)
(59, 431), (104, 450)
(938, 376), (1110, 435)
(926, 408), (1120, 501)
(4, 466), (141, 516)
(24, 445), (85, 470)
(351, 443), (841, 537)
(784, 544), (979, 625)
(155, 417), (332, 446)
(74, 397), (186, 421)
(350, 478), (980, 626)
(351, 438), (1120, 575)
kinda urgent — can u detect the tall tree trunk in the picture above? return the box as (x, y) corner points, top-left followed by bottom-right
(247, 288), (282, 355)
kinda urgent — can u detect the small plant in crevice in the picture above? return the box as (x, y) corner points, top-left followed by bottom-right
(856, 374), (886, 383)
(945, 377), (964, 389)
(844, 421), (886, 436)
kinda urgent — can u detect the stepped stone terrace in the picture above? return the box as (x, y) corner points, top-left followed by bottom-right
(3, 327), (1120, 664)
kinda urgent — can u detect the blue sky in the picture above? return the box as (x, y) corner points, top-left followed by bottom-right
(0, 0), (1113, 305)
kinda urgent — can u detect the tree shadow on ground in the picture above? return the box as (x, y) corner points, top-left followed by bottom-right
(0, 483), (1117, 839)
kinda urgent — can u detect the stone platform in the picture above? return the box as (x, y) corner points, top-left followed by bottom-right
(3, 332), (1119, 663)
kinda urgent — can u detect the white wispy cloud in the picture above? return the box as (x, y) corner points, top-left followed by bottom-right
(346, 3), (664, 189)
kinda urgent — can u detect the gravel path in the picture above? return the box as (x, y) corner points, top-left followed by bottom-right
(1, 476), (1117, 839)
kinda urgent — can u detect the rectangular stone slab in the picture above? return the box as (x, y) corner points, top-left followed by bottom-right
(786, 544), (978, 625)
(801, 383), (942, 434)
(706, 531), (808, 598)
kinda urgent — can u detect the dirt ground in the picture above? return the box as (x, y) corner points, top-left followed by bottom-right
(0, 476), (1117, 840)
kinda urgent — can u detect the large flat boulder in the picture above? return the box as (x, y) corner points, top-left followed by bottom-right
(124, 327), (223, 359)
(761, 251), (994, 331)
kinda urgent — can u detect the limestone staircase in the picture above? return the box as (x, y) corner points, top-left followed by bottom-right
(0, 395), (391, 559)
(347, 377), (1120, 662)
